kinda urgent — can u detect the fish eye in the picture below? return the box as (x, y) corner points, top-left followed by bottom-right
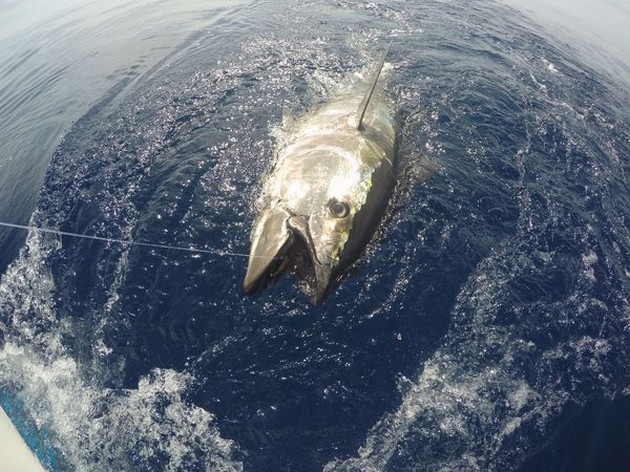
(328, 199), (350, 218)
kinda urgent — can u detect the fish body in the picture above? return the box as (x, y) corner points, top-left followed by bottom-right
(244, 46), (396, 303)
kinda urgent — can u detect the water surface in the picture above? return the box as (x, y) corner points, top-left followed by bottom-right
(1, 0), (629, 470)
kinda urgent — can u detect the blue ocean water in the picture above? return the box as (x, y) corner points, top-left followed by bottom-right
(1, 0), (629, 471)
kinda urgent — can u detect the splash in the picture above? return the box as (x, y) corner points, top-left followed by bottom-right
(0, 230), (243, 471)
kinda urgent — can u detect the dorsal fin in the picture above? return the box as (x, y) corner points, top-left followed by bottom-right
(356, 40), (393, 131)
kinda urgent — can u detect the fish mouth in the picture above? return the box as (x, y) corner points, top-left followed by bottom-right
(286, 215), (332, 304)
(243, 211), (333, 304)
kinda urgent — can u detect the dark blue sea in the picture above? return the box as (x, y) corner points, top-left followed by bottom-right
(1, 0), (629, 471)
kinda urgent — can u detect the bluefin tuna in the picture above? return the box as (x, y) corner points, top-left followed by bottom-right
(244, 43), (396, 304)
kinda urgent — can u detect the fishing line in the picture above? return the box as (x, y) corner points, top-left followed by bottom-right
(0, 221), (253, 258)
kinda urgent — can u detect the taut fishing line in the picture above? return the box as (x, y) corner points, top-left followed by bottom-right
(0, 221), (253, 258)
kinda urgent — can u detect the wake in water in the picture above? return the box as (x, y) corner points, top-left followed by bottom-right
(327, 1), (630, 470)
(0, 230), (243, 471)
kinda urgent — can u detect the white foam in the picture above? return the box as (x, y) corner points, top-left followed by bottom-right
(581, 250), (598, 282)
(325, 235), (628, 471)
(0, 228), (243, 471)
(542, 57), (559, 73)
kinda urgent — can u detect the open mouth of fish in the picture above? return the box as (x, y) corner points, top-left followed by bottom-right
(243, 213), (333, 304)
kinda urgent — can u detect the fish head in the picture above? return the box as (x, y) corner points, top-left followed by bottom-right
(288, 192), (358, 303)
(244, 160), (365, 304)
